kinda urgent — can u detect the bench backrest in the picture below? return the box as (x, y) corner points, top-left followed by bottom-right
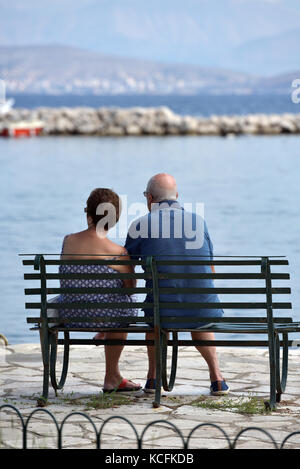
(23, 255), (292, 329)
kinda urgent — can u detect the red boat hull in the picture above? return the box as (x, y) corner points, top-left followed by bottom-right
(0, 126), (43, 137)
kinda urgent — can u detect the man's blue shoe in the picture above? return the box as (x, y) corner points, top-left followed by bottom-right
(210, 380), (230, 396)
(143, 378), (157, 394)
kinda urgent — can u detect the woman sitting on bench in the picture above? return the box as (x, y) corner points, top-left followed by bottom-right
(57, 188), (141, 394)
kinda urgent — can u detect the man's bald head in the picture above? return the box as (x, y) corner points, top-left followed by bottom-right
(146, 173), (178, 202)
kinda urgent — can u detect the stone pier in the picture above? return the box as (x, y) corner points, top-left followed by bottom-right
(1, 107), (300, 136)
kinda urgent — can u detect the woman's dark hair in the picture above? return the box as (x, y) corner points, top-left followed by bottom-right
(86, 188), (121, 230)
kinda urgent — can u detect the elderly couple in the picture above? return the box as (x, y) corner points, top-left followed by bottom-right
(59, 173), (229, 396)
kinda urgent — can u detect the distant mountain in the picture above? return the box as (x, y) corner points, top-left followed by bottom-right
(257, 70), (300, 95)
(0, 45), (297, 96)
(223, 29), (300, 76)
(0, 45), (260, 96)
(0, 0), (300, 75)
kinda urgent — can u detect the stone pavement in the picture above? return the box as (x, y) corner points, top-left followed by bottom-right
(0, 342), (300, 449)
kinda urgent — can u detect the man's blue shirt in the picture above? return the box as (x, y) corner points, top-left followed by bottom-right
(125, 200), (223, 328)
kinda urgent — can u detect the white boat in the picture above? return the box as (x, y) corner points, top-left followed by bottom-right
(0, 98), (15, 115)
(0, 98), (44, 137)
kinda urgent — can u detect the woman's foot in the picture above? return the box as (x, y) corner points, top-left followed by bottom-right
(103, 378), (142, 393)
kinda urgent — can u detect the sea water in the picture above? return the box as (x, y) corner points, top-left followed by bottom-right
(0, 133), (299, 344)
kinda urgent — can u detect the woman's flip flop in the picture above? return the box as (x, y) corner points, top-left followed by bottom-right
(102, 378), (142, 394)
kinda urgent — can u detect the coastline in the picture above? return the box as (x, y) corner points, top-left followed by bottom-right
(1, 106), (300, 136)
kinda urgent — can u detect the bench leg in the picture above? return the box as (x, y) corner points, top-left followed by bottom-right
(153, 377), (162, 408)
(50, 331), (70, 396)
(275, 333), (289, 403)
(38, 327), (50, 406)
(153, 330), (162, 408)
(153, 331), (178, 406)
(161, 332), (178, 392)
(266, 331), (277, 410)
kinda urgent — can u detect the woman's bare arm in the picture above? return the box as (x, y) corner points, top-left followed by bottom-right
(110, 248), (136, 290)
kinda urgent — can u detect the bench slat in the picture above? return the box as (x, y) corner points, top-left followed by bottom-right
(23, 272), (290, 280)
(22, 259), (289, 266)
(166, 324), (300, 334)
(156, 259), (289, 266)
(157, 273), (290, 279)
(25, 301), (292, 309)
(26, 316), (294, 324)
(55, 338), (293, 347)
(24, 273), (152, 280)
(24, 287), (152, 295)
(26, 316), (151, 323)
(25, 302), (154, 309)
(23, 259), (146, 266)
(24, 287), (291, 295)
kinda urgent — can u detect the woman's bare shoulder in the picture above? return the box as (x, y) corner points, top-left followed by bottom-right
(107, 240), (129, 258)
(61, 231), (85, 252)
(62, 233), (77, 246)
(64, 230), (89, 243)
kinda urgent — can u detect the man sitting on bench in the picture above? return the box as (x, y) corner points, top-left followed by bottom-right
(125, 173), (229, 396)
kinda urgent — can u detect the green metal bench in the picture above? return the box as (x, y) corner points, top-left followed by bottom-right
(23, 254), (300, 409)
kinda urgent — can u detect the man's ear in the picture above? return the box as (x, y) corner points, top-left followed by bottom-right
(147, 195), (153, 211)
(87, 215), (93, 226)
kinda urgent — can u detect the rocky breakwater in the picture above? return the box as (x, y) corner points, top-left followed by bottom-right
(1, 106), (300, 136)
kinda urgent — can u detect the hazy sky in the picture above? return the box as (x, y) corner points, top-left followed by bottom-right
(0, 0), (299, 74)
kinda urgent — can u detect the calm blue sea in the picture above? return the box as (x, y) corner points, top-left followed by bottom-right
(11, 93), (300, 117)
(1, 95), (300, 344)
